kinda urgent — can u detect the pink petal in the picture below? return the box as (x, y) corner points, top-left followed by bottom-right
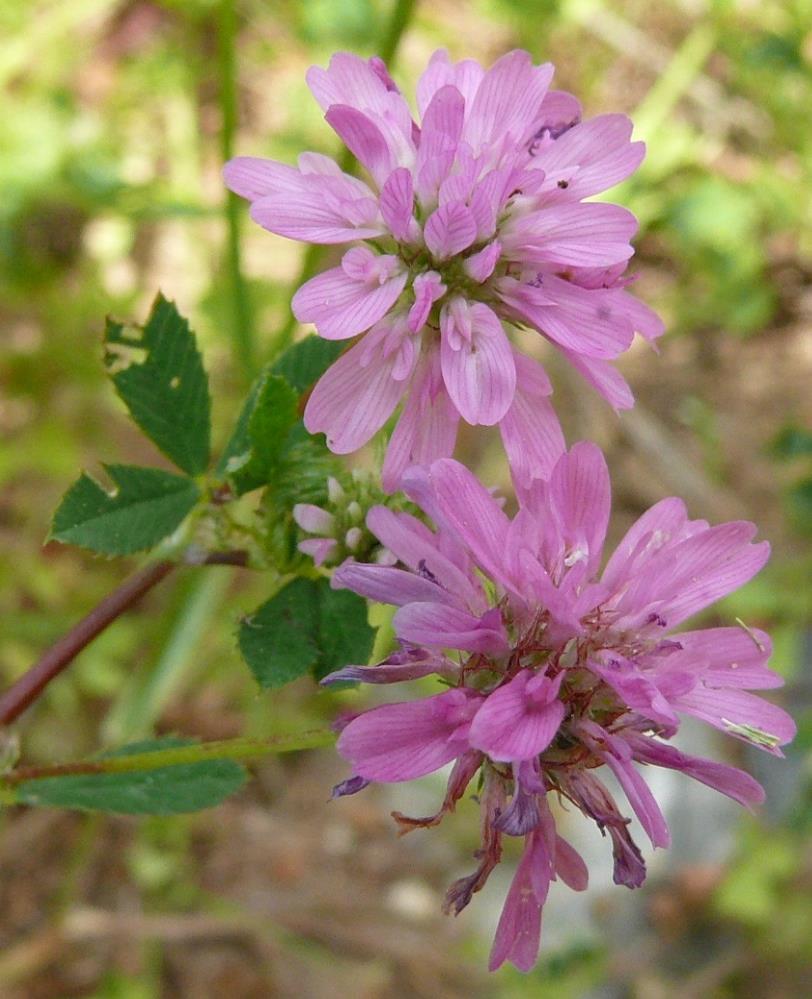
(307, 52), (397, 112)
(297, 538), (337, 565)
(505, 202), (637, 268)
(416, 84), (465, 167)
(560, 347), (634, 410)
(416, 49), (484, 118)
(549, 442), (611, 574)
(667, 627), (781, 690)
(379, 167), (417, 241)
(324, 105), (397, 187)
(673, 685), (796, 754)
(463, 240), (502, 283)
(365, 506), (482, 608)
(500, 275), (636, 359)
(623, 524), (769, 628)
(322, 654), (455, 687)
(469, 671), (566, 762)
(424, 201), (478, 260)
(337, 688), (482, 782)
(382, 347), (459, 492)
(408, 270), (446, 332)
(423, 458), (512, 587)
(333, 562), (451, 607)
(249, 191), (383, 243)
(500, 353), (565, 493)
(531, 114), (645, 198)
(292, 260), (406, 340)
(440, 301), (516, 425)
(602, 497), (689, 590)
(555, 835), (589, 891)
(624, 732), (765, 809)
(466, 50), (554, 150)
(582, 725), (670, 848)
(488, 828), (550, 972)
(224, 157), (305, 199)
(303, 326), (410, 453)
(393, 602), (509, 654)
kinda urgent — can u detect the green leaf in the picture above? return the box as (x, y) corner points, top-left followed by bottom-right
(238, 578), (320, 688)
(221, 373), (299, 494)
(214, 370), (265, 477)
(50, 465), (200, 556)
(271, 335), (344, 394)
(14, 738), (246, 815)
(239, 578), (373, 689)
(312, 584), (374, 682)
(105, 294), (211, 475)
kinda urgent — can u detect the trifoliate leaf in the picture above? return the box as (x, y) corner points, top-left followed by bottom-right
(50, 464), (199, 556)
(105, 294), (211, 475)
(238, 578), (373, 689)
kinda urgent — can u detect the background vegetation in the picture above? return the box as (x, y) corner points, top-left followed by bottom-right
(1, 0), (810, 995)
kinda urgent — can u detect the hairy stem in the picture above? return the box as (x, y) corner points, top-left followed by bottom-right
(5, 730), (335, 784)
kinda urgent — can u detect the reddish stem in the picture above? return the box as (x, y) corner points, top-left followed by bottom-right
(0, 551), (248, 726)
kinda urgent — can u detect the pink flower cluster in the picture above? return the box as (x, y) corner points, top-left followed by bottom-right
(225, 49), (662, 490)
(325, 445), (794, 971)
(226, 47), (794, 975)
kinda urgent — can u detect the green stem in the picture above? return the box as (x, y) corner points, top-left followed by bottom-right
(4, 730), (335, 787)
(274, 0), (420, 353)
(219, 0), (255, 377)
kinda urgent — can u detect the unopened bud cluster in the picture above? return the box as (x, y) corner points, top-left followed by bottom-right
(293, 471), (398, 568)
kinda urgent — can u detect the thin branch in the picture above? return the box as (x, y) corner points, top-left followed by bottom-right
(4, 729), (335, 784)
(0, 551), (249, 727)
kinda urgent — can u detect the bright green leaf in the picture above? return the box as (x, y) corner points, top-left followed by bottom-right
(222, 373), (299, 494)
(239, 578), (373, 689)
(105, 294), (211, 475)
(14, 738), (246, 815)
(50, 465), (200, 556)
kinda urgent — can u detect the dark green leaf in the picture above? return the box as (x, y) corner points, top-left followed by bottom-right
(223, 374), (299, 495)
(15, 738), (246, 815)
(312, 584), (374, 682)
(50, 465), (200, 556)
(271, 335), (344, 395)
(105, 294), (211, 475)
(238, 578), (373, 689)
(238, 578), (320, 688)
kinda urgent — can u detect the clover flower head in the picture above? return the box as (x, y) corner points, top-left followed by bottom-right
(322, 443), (794, 972)
(225, 49), (663, 491)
